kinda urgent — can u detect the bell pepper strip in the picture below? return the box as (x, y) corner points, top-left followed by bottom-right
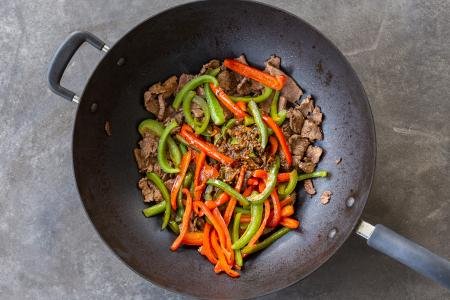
(258, 181), (266, 193)
(241, 227), (291, 255)
(278, 169), (298, 197)
(182, 231), (204, 246)
(297, 170), (328, 181)
(168, 220), (180, 235)
(281, 205), (294, 217)
(232, 213), (244, 267)
(200, 223), (218, 264)
(262, 115), (292, 167)
(183, 92), (211, 134)
(207, 179), (250, 207)
(194, 179), (207, 202)
(267, 189), (282, 228)
(277, 172), (290, 182)
(170, 150), (192, 210)
(247, 178), (259, 186)
(193, 201), (228, 252)
(252, 169), (268, 180)
(248, 100), (268, 150)
(157, 120), (181, 173)
(269, 136), (279, 156)
(232, 202), (263, 250)
(234, 207), (250, 215)
(200, 164), (220, 183)
(176, 171), (193, 221)
(280, 195), (295, 207)
(179, 143), (187, 155)
(205, 192), (230, 210)
(213, 208), (233, 264)
(179, 126), (235, 166)
(244, 116), (255, 126)
(224, 165), (246, 226)
(223, 59), (287, 91)
(280, 217), (300, 229)
(242, 185), (254, 197)
(173, 75), (219, 109)
(206, 67), (221, 77)
(211, 231), (240, 278)
(245, 200), (271, 248)
(204, 83), (226, 126)
(270, 90), (287, 125)
(194, 151), (206, 187)
(247, 156), (280, 205)
(170, 188), (193, 251)
(209, 83), (247, 119)
(239, 215), (252, 223)
(146, 172), (171, 229)
(229, 86), (273, 103)
(142, 200), (165, 217)
(236, 101), (247, 112)
(138, 119), (182, 166)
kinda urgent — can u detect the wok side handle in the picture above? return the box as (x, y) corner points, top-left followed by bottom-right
(47, 31), (109, 103)
(357, 221), (450, 289)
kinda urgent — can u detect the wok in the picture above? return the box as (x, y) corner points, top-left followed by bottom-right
(47, 1), (450, 298)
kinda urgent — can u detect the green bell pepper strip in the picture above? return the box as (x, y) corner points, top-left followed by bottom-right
(179, 143), (187, 155)
(229, 86), (273, 103)
(247, 156), (280, 205)
(232, 213), (244, 267)
(146, 172), (171, 228)
(173, 75), (219, 109)
(244, 116), (255, 126)
(142, 201), (166, 217)
(232, 203), (263, 250)
(205, 67), (221, 77)
(182, 92), (211, 134)
(241, 227), (291, 255)
(168, 221), (180, 234)
(176, 171), (193, 221)
(207, 179), (250, 207)
(234, 207), (250, 214)
(278, 169), (298, 197)
(157, 120), (180, 174)
(138, 119), (181, 166)
(248, 100), (268, 150)
(297, 170), (328, 181)
(204, 185), (214, 201)
(270, 90), (287, 125)
(204, 83), (226, 125)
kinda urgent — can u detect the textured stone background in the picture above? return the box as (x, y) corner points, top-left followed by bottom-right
(0, 0), (449, 299)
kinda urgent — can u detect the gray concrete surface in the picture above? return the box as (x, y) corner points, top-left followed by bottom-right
(1, 0), (449, 299)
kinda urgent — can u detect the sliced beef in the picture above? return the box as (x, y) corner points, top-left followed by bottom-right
(309, 105), (323, 125)
(305, 145), (323, 164)
(264, 56), (303, 103)
(191, 101), (204, 119)
(281, 122), (293, 137)
(133, 148), (148, 172)
(164, 178), (175, 191)
(138, 178), (163, 202)
(165, 107), (184, 124)
(301, 119), (323, 141)
(235, 54), (248, 64)
(278, 95), (287, 112)
(287, 107), (305, 134)
(298, 96), (315, 117)
(139, 133), (158, 159)
(199, 59), (220, 75)
(217, 69), (238, 94)
(298, 161), (316, 174)
(144, 75), (178, 120)
(236, 77), (252, 96)
(177, 73), (194, 93)
(104, 121), (112, 136)
(220, 165), (240, 183)
(304, 179), (316, 195)
(233, 54), (263, 95)
(196, 86), (205, 97)
(320, 190), (332, 204)
(288, 135), (310, 157)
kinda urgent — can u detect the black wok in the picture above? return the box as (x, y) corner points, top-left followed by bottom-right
(47, 1), (450, 298)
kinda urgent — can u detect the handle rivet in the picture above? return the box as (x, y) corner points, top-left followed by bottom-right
(90, 102), (98, 113)
(346, 197), (355, 208)
(117, 57), (125, 66)
(328, 228), (337, 239)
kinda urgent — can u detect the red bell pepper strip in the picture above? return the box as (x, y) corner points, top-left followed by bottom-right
(194, 151), (206, 187)
(223, 58), (287, 91)
(280, 195), (295, 207)
(200, 164), (219, 183)
(242, 185), (254, 197)
(194, 179), (207, 202)
(211, 231), (240, 278)
(267, 189), (281, 227)
(182, 232), (204, 246)
(205, 192), (230, 210)
(170, 188), (193, 251)
(209, 83), (247, 119)
(253, 169), (291, 182)
(269, 135), (279, 156)
(200, 223), (218, 264)
(170, 150), (192, 210)
(262, 115), (292, 167)
(213, 208), (233, 264)
(280, 217), (300, 229)
(247, 178), (259, 186)
(281, 205), (294, 217)
(193, 201), (228, 253)
(224, 166), (246, 226)
(236, 101), (247, 112)
(179, 125), (235, 166)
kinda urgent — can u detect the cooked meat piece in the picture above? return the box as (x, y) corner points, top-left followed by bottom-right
(235, 54), (248, 64)
(287, 107), (305, 134)
(298, 161), (316, 174)
(199, 59), (220, 75)
(191, 101), (204, 119)
(220, 165), (240, 183)
(281, 122), (293, 138)
(233, 54), (264, 95)
(264, 56), (303, 102)
(278, 95), (287, 112)
(308, 105), (323, 125)
(266, 55), (281, 69)
(301, 120), (323, 141)
(189, 216), (205, 232)
(217, 69), (238, 94)
(304, 179), (316, 195)
(138, 178), (163, 202)
(288, 135), (310, 157)
(298, 96), (315, 117)
(164, 178), (175, 191)
(320, 190), (332, 204)
(196, 86), (205, 97)
(144, 76), (177, 119)
(305, 145), (323, 164)
(133, 148), (148, 172)
(236, 77), (252, 96)
(177, 73), (194, 92)
(139, 132), (158, 159)
(104, 121), (112, 136)
(165, 107), (184, 124)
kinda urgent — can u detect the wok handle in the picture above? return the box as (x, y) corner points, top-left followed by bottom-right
(47, 31), (109, 103)
(357, 221), (450, 289)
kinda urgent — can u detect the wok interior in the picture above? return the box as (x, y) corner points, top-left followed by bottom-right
(73, 1), (375, 298)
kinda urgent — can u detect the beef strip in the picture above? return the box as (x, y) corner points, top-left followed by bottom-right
(177, 73), (194, 93)
(288, 135), (310, 157)
(104, 121), (112, 136)
(199, 59), (220, 75)
(164, 178), (175, 191)
(264, 55), (303, 102)
(217, 69), (238, 94)
(139, 133), (158, 159)
(144, 75), (177, 120)
(308, 105), (323, 125)
(301, 119), (323, 141)
(320, 190), (332, 204)
(305, 145), (323, 164)
(287, 106), (305, 134)
(298, 161), (316, 174)
(138, 178), (163, 202)
(278, 95), (287, 112)
(304, 179), (316, 195)
(233, 54), (263, 95)
(298, 96), (315, 117)
(220, 165), (240, 183)
(191, 101), (204, 118)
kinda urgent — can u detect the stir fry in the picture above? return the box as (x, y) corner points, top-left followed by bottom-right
(134, 55), (328, 277)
